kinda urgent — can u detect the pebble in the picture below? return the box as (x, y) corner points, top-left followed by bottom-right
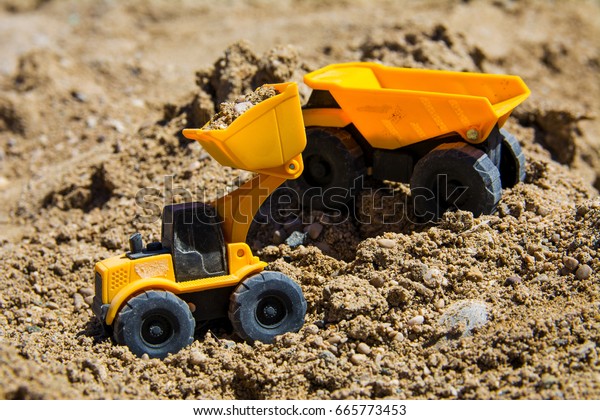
(85, 116), (97, 128)
(272, 229), (285, 245)
(350, 354), (368, 365)
(465, 268), (484, 282)
(439, 300), (489, 337)
(305, 222), (323, 240)
(108, 119), (125, 133)
(575, 264), (592, 280)
(327, 334), (342, 345)
(435, 298), (445, 309)
(377, 238), (396, 249)
(0, 176), (9, 191)
(285, 231), (307, 248)
(504, 275), (522, 286)
(318, 350), (337, 362)
(408, 315), (425, 326)
(79, 287), (94, 297)
(304, 324), (319, 335)
(189, 351), (207, 366)
(551, 233), (561, 243)
(563, 256), (579, 271)
(423, 268), (444, 287)
(46, 302), (59, 310)
(393, 332), (405, 342)
(187, 161), (201, 171)
(357, 342), (371, 355)
(369, 274), (386, 288)
(73, 293), (85, 311)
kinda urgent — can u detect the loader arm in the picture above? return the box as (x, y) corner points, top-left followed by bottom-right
(182, 82), (307, 244)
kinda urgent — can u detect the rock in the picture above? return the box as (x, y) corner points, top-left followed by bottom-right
(465, 268), (484, 282)
(423, 268), (444, 287)
(272, 229), (285, 245)
(575, 264), (592, 280)
(304, 324), (319, 335)
(439, 300), (489, 337)
(504, 275), (522, 286)
(393, 332), (405, 342)
(357, 342), (371, 355)
(435, 298), (445, 309)
(318, 350), (337, 362)
(285, 231), (307, 248)
(563, 256), (579, 271)
(189, 351), (207, 366)
(369, 273), (386, 288)
(79, 287), (94, 297)
(377, 238), (396, 249)
(327, 334), (342, 345)
(350, 354), (368, 365)
(305, 222), (323, 240)
(73, 293), (85, 311)
(408, 315), (424, 326)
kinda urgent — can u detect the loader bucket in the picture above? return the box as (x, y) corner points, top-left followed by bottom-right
(183, 82), (306, 179)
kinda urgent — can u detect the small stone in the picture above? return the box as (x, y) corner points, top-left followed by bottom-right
(370, 274), (386, 288)
(423, 268), (444, 287)
(327, 334), (342, 345)
(73, 293), (85, 311)
(305, 222), (323, 240)
(350, 354), (368, 365)
(272, 229), (285, 245)
(377, 238), (395, 249)
(318, 350), (336, 361)
(108, 119), (125, 133)
(540, 373), (559, 388)
(439, 300), (489, 337)
(466, 268), (484, 282)
(85, 116), (97, 128)
(357, 342), (371, 355)
(393, 332), (404, 342)
(575, 264), (592, 280)
(187, 160), (201, 171)
(84, 296), (94, 306)
(408, 315), (424, 326)
(435, 298), (445, 309)
(79, 287), (94, 297)
(551, 233), (561, 243)
(0, 176), (9, 191)
(304, 324), (319, 335)
(563, 256), (579, 271)
(189, 351), (207, 366)
(141, 353), (149, 361)
(222, 340), (235, 349)
(46, 302), (59, 310)
(504, 275), (522, 286)
(26, 325), (41, 333)
(285, 231), (307, 248)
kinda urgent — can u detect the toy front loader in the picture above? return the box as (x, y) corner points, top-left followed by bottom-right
(93, 83), (308, 359)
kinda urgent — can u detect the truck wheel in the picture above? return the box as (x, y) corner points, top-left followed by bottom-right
(290, 127), (365, 211)
(499, 128), (526, 188)
(113, 290), (195, 359)
(229, 271), (306, 343)
(410, 142), (502, 220)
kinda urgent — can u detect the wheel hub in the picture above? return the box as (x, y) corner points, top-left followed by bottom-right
(256, 296), (286, 328)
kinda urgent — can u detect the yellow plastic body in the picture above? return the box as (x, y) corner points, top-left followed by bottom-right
(302, 62), (530, 147)
(96, 242), (266, 325)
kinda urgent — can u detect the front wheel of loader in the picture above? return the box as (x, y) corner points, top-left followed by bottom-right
(229, 271), (307, 343)
(113, 290), (195, 359)
(410, 142), (502, 221)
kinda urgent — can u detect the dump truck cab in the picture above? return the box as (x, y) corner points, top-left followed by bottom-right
(93, 83), (308, 359)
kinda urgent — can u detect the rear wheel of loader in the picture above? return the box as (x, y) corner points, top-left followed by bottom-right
(229, 271), (307, 343)
(410, 142), (502, 221)
(289, 127), (365, 211)
(499, 128), (526, 188)
(113, 290), (195, 359)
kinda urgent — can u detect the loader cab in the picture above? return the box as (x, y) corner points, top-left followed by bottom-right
(161, 202), (228, 281)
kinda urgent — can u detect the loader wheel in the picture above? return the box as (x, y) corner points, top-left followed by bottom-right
(229, 271), (306, 343)
(289, 127), (365, 211)
(499, 128), (526, 188)
(113, 290), (195, 359)
(410, 142), (502, 221)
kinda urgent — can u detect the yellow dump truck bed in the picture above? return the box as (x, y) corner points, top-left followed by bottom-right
(303, 62), (530, 148)
(183, 82), (306, 178)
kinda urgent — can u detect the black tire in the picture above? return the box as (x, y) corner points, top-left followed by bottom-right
(499, 128), (526, 188)
(229, 271), (306, 343)
(113, 290), (195, 359)
(289, 127), (365, 211)
(410, 142), (502, 221)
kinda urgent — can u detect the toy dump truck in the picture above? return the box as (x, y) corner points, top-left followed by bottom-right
(295, 62), (530, 219)
(93, 83), (307, 358)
